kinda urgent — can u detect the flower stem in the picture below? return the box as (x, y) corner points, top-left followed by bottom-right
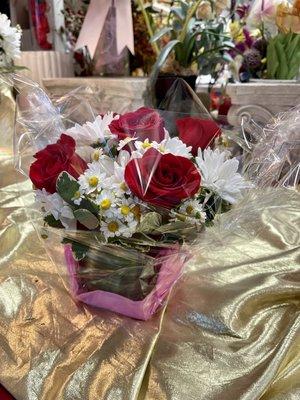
(136, 0), (160, 56)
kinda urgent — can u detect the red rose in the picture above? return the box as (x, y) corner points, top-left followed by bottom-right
(29, 134), (87, 194)
(109, 107), (165, 142)
(176, 117), (221, 156)
(125, 148), (201, 209)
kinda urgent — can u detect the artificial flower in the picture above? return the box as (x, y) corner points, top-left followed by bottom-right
(125, 148), (201, 208)
(29, 134), (87, 194)
(176, 117), (221, 156)
(196, 148), (252, 204)
(109, 107), (166, 142)
(66, 113), (117, 146)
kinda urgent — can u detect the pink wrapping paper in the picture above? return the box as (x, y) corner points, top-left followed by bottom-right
(64, 245), (187, 320)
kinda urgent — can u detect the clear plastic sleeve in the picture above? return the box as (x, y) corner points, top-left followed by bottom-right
(10, 73), (299, 320)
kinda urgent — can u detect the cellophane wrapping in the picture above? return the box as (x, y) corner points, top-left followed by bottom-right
(11, 73), (299, 320)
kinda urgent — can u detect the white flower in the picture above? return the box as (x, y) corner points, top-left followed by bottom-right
(66, 113), (117, 146)
(196, 148), (252, 204)
(96, 190), (116, 215)
(108, 150), (131, 196)
(178, 199), (206, 221)
(71, 189), (84, 205)
(35, 189), (76, 230)
(155, 137), (192, 158)
(117, 137), (136, 151)
(78, 162), (107, 194)
(0, 14), (21, 65)
(133, 137), (192, 159)
(100, 217), (134, 239)
(116, 198), (135, 222)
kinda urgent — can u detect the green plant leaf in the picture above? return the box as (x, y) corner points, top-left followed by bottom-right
(56, 171), (80, 204)
(138, 212), (162, 233)
(171, 6), (185, 20)
(44, 214), (64, 228)
(267, 39), (279, 79)
(275, 40), (288, 79)
(150, 27), (173, 43)
(73, 209), (99, 230)
(287, 51), (300, 79)
(153, 39), (180, 71)
(62, 238), (88, 261)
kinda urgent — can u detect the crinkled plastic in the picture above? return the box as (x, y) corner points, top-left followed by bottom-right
(10, 73), (300, 320)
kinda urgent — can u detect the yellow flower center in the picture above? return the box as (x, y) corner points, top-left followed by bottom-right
(101, 199), (111, 210)
(121, 205), (130, 216)
(108, 221), (119, 233)
(186, 205), (194, 215)
(88, 176), (99, 187)
(92, 150), (100, 161)
(119, 182), (127, 191)
(158, 145), (165, 153)
(142, 141), (152, 149)
(73, 191), (81, 199)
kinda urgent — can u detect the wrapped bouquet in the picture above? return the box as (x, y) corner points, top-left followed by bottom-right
(14, 78), (251, 320)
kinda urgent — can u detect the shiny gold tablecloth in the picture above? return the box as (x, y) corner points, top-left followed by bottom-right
(0, 145), (299, 400)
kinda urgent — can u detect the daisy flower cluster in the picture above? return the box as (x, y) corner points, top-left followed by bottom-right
(0, 13), (21, 70)
(30, 107), (251, 247)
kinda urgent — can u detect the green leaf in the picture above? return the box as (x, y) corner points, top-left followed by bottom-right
(73, 209), (99, 230)
(275, 40), (288, 79)
(150, 27), (173, 43)
(267, 39), (279, 79)
(62, 238), (88, 261)
(56, 171), (80, 204)
(287, 51), (300, 79)
(44, 214), (63, 228)
(171, 6), (185, 20)
(138, 212), (162, 233)
(154, 39), (180, 71)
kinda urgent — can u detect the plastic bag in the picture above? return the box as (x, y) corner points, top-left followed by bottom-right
(11, 73), (298, 320)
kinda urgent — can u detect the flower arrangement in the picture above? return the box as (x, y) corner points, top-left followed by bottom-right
(0, 13), (21, 73)
(26, 105), (251, 319)
(229, 0), (300, 81)
(136, 0), (235, 78)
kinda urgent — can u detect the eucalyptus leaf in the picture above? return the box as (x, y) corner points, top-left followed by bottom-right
(73, 209), (99, 230)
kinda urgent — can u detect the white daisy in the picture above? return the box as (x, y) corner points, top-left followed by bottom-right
(78, 162), (107, 194)
(132, 139), (153, 157)
(96, 190), (116, 215)
(107, 150), (132, 196)
(66, 113), (117, 146)
(116, 198), (135, 222)
(0, 14), (21, 65)
(178, 199), (206, 221)
(120, 219), (138, 238)
(117, 137), (137, 151)
(154, 137), (192, 158)
(100, 218), (124, 239)
(196, 148), (252, 204)
(71, 188), (84, 205)
(35, 189), (76, 230)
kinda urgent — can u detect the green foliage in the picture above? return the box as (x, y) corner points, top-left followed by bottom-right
(138, 212), (162, 233)
(62, 238), (89, 261)
(267, 33), (300, 79)
(44, 214), (64, 228)
(73, 209), (99, 230)
(56, 172), (80, 204)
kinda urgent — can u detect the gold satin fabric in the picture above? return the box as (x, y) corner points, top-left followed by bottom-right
(0, 145), (300, 399)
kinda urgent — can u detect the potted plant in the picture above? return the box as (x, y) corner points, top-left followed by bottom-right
(136, 0), (236, 106)
(225, 0), (300, 127)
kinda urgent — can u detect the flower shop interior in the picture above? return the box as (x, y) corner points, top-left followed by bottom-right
(0, 1), (299, 399)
